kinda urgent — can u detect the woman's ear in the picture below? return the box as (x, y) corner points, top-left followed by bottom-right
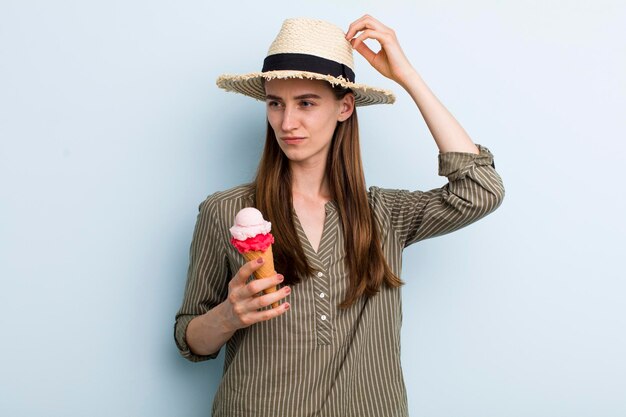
(338, 93), (355, 122)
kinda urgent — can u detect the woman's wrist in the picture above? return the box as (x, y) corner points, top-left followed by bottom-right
(187, 302), (237, 356)
(210, 301), (239, 335)
(394, 66), (420, 91)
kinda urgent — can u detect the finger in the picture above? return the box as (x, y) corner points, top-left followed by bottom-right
(228, 259), (268, 304)
(252, 285), (291, 310)
(352, 27), (396, 49)
(345, 15), (368, 40)
(345, 14), (388, 40)
(241, 273), (285, 299)
(346, 16), (376, 40)
(244, 301), (291, 324)
(232, 257), (266, 287)
(350, 35), (376, 64)
(345, 14), (379, 39)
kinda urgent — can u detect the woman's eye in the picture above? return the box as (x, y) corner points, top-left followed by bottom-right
(267, 101), (282, 108)
(300, 101), (314, 107)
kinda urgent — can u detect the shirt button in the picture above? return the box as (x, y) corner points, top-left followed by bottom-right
(321, 315), (327, 321)
(319, 292), (325, 298)
(316, 272), (324, 278)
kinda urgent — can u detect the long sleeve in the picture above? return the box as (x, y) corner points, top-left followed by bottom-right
(174, 198), (232, 362)
(370, 144), (505, 248)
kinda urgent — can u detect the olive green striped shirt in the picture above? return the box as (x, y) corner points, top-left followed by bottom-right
(174, 145), (504, 417)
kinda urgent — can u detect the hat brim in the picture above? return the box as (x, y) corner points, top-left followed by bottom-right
(216, 70), (395, 106)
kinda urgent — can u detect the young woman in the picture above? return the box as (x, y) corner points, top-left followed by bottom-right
(175, 15), (504, 417)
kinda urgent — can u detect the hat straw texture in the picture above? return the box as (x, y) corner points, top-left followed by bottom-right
(267, 19), (355, 71)
(216, 18), (395, 106)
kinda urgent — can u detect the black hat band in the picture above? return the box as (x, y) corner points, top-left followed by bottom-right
(262, 53), (355, 83)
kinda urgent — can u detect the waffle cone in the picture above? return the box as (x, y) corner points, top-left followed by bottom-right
(242, 244), (279, 308)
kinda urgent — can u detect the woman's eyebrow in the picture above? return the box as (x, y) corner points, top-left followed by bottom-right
(265, 93), (322, 100)
(294, 93), (322, 100)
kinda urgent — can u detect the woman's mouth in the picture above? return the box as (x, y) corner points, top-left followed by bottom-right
(281, 136), (306, 145)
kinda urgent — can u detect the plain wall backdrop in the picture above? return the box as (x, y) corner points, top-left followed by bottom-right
(1, 0), (625, 416)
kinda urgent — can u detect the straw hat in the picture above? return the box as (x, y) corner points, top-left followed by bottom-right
(216, 18), (395, 106)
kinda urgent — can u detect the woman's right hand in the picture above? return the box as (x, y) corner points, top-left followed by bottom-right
(186, 257), (290, 356)
(221, 257), (291, 331)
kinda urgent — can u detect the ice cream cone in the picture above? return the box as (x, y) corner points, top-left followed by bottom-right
(241, 244), (279, 308)
(230, 207), (280, 309)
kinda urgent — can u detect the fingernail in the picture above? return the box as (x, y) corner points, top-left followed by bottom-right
(284, 286), (291, 294)
(284, 303), (290, 310)
(257, 258), (264, 264)
(277, 274), (284, 282)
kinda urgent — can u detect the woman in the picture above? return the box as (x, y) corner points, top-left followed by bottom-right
(175, 15), (504, 417)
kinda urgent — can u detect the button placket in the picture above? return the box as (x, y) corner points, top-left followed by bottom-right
(293, 201), (337, 346)
(313, 268), (332, 345)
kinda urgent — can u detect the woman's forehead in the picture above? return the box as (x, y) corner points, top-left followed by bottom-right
(264, 78), (333, 97)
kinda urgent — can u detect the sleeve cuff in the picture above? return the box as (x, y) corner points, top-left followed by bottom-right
(174, 314), (220, 362)
(438, 144), (496, 181)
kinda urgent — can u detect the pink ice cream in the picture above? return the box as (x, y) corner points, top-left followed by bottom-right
(229, 207), (279, 308)
(230, 207), (274, 253)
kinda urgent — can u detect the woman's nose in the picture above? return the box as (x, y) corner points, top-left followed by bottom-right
(281, 106), (298, 131)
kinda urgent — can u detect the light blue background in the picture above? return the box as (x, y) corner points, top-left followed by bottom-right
(1, 1), (625, 416)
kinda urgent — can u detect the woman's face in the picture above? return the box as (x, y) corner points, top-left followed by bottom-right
(265, 78), (354, 167)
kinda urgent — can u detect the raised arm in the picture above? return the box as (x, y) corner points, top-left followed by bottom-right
(346, 15), (479, 155)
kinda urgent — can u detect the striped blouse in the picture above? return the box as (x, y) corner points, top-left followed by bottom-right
(174, 144), (504, 417)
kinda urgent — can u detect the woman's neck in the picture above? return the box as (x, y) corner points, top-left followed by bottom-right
(289, 160), (331, 202)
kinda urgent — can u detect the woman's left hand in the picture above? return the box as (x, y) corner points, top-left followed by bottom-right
(345, 15), (416, 88)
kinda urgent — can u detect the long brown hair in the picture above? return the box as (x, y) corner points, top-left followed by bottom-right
(254, 84), (403, 308)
